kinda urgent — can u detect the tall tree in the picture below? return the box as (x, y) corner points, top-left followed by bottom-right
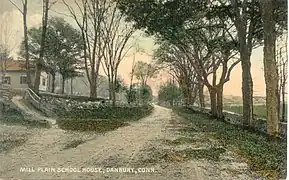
(34, 0), (50, 93)
(117, 0), (287, 123)
(276, 33), (288, 122)
(100, 2), (135, 106)
(133, 61), (157, 86)
(63, 0), (110, 98)
(19, 17), (83, 94)
(261, 0), (279, 136)
(158, 82), (182, 106)
(207, 0), (287, 124)
(8, 0), (32, 88)
(154, 41), (198, 106)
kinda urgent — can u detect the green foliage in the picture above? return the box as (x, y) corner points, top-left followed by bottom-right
(114, 77), (127, 93)
(134, 61), (158, 85)
(57, 118), (129, 132)
(117, 0), (287, 45)
(56, 103), (153, 131)
(174, 107), (287, 179)
(125, 84), (153, 104)
(139, 84), (153, 103)
(0, 138), (27, 153)
(55, 103), (153, 120)
(126, 87), (137, 104)
(0, 103), (50, 128)
(158, 82), (182, 106)
(19, 17), (83, 80)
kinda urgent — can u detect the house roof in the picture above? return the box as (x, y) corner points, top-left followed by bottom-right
(0, 59), (32, 72)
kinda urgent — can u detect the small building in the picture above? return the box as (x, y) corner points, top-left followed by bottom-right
(0, 59), (117, 100)
(0, 59), (49, 91)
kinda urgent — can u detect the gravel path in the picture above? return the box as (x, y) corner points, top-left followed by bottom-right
(0, 105), (257, 180)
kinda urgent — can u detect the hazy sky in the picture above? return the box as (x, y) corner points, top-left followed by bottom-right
(0, 0), (274, 96)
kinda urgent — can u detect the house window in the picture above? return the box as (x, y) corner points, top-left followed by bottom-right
(2, 76), (11, 85)
(42, 78), (46, 86)
(20, 76), (27, 84)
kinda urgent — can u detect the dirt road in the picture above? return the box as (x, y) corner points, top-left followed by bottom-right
(0, 105), (257, 180)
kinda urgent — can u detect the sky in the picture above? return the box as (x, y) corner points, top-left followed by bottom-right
(0, 0), (279, 97)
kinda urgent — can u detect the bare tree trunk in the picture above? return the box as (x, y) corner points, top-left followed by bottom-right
(112, 74), (118, 106)
(109, 77), (117, 106)
(276, 39), (281, 121)
(90, 82), (97, 98)
(112, 83), (116, 106)
(233, 7), (254, 127)
(187, 85), (192, 105)
(281, 85), (286, 121)
(128, 54), (135, 104)
(240, 42), (254, 127)
(216, 86), (224, 119)
(277, 62), (281, 120)
(23, 0), (32, 89)
(209, 88), (217, 117)
(261, 0), (279, 137)
(34, 0), (50, 93)
(198, 82), (205, 108)
(70, 78), (73, 95)
(108, 78), (113, 100)
(210, 64), (217, 117)
(61, 77), (65, 94)
(282, 34), (288, 122)
(183, 85), (189, 105)
(51, 74), (55, 93)
(9, 0), (32, 88)
(191, 85), (198, 105)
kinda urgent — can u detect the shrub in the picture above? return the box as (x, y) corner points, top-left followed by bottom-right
(57, 118), (128, 132)
(158, 82), (182, 106)
(55, 103), (154, 131)
(55, 103), (153, 120)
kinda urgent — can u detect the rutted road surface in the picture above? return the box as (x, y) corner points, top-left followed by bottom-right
(0, 105), (257, 180)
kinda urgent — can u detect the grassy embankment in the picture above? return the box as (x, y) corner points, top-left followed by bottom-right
(174, 106), (287, 179)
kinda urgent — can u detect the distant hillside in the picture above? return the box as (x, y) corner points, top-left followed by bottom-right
(203, 94), (266, 106)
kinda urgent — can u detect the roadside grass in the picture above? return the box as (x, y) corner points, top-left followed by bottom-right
(224, 104), (287, 121)
(136, 145), (226, 166)
(0, 138), (27, 153)
(1, 117), (51, 128)
(163, 136), (196, 145)
(57, 118), (129, 132)
(62, 139), (86, 150)
(174, 107), (287, 179)
(0, 108), (50, 128)
(175, 147), (226, 161)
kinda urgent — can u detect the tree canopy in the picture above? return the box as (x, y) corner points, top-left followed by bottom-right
(19, 17), (83, 79)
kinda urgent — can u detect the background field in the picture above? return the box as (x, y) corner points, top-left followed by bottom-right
(224, 104), (287, 121)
